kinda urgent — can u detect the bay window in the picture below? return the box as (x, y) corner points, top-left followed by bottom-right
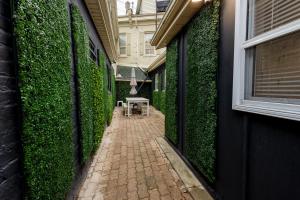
(233, 0), (300, 120)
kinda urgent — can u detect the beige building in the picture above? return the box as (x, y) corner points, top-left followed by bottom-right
(116, 0), (169, 70)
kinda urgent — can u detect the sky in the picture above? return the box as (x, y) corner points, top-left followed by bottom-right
(117, 0), (137, 16)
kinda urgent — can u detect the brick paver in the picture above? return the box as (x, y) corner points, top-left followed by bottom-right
(77, 107), (193, 200)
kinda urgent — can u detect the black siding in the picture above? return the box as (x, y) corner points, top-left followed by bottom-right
(217, 0), (300, 199)
(0, 1), (22, 199)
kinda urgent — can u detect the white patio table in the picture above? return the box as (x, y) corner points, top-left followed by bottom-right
(126, 97), (150, 117)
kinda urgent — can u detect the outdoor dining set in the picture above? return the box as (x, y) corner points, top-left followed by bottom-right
(117, 97), (150, 117)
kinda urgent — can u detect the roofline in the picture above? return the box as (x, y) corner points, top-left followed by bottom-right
(148, 50), (166, 72)
(85, 0), (119, 62)
(151, 0), (212, 49)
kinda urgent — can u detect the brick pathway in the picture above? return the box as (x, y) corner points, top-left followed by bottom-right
(77, 107), (193, 200)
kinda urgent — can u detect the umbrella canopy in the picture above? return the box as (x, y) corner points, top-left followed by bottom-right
(130, 68), (137, 95)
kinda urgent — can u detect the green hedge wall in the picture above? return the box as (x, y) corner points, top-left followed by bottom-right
(184, 1), (220, 183)
(101, 52), (115, 124)
(92, 66), (105, 147)
(116, 81), (152, 103)
(153, 90), (165, 114)
(72, 7), (95, 162)
(160, 92), (166, 114)
(165, 39), (178, 145)
(15, 1), (74, 199)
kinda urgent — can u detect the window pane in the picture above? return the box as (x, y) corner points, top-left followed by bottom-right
(248, 0), (300, 39)
(119, 33), (126, 47)
(145, 33), (153, 42)
(145, 33), (155, 55)
(120, 47), (126, 55)
(247, 31), (300, 100)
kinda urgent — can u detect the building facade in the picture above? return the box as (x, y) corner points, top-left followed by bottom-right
(117, 0), (167, 69)
(115, 0), (169, 103)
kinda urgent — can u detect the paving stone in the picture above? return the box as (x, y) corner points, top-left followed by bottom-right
(76, 108), (192, 200)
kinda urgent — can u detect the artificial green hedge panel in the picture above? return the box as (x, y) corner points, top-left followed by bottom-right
(184, 1), (220, 183)
(152, 90), (166, 114)
(92, 66), (105, 147)
(153, 91), (160, 110)
(160, 92), (166, 114)
(101, 52), (111, 124)
(72, 6), (95, 162)
(165, 39), (178, 145)
(15, 0), (74, 199)
(116, 81), (152, 103)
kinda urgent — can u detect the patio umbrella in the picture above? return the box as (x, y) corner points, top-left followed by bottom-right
(130, 67), (137, 95)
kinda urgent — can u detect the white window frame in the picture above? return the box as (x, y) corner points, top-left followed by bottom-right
(233, 0), (300, 121)
(119, 33), (127, 57)
(144, 32), (156, 56)
(155, 73), (159, 91)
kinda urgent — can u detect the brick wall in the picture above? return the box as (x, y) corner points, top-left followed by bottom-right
(0, 1), (22, 199)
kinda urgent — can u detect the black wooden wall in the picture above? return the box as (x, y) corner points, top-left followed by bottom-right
(0, 0), (23, 199)
(216, 0), (300, 199)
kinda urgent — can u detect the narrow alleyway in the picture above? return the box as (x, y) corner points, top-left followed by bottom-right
(77, 107), (193, 200)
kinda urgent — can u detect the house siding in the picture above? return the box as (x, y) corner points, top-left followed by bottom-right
(217, 0), (300, 199)
(159, 0), (300, 199)
(0, 1), (23, 199)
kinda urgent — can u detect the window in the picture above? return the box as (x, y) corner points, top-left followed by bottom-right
(233, 0), (300, 120)
(119, 33), (127, 56)
(89, 38), (97, 62)
(144, 33), (155, 56)
(155, 73), (159, 91)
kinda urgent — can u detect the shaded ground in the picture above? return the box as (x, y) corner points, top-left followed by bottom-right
(77, 107), (193, 200)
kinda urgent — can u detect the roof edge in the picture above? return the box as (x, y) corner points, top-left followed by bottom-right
(151, 0), (212, 49)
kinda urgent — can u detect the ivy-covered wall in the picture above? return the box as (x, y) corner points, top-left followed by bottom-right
(165, 39), (178, 145)
(184, 1), (219, 183)
(15, 1), (74, 199)
(116, 81), (152, 103)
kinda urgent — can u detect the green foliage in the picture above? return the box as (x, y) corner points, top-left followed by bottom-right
(184, 1), (220, 183)
(152, 90), (165, 114)
(153, 91), (160, 110)
(160, 92), (166, 114)
(111, 74), (116, 107)
(15, 0), (74, 199)
(165, 39), (178, 145)
(92, 66), (105, 147)
(107, 93), (114, 124)
(116, 81), (152, 103)
(72, 6), (94, 162)
(116, 81), (131, 102)
(100, 52), (110, 124)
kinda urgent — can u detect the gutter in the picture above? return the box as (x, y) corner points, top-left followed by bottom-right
(148, 50), (166, 72)
(151, 0), (212, 49)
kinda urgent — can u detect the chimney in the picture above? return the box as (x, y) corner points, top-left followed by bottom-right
(125, 1), (132, 16)
(125, 1), (133, 25)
